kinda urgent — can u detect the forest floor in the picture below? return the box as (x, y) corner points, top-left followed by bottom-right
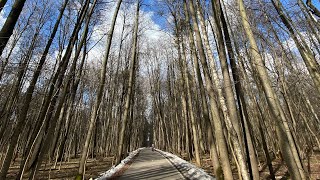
(4, 150), (320, 179)
(6, 156), (114, 179)
(197, 150), (320, 179)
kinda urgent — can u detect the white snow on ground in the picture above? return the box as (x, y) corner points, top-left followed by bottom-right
(156, 149), (215, 180)
(95, 148), (144, 180)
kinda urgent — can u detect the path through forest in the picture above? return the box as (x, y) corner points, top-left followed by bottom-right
(1, 0), (320, 179)
(117, 148), (186, 179)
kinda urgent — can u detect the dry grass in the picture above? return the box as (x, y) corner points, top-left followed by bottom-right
(5, 151), (320, 179)
(190, 151), (320, 180)
(6, 156), (114, 180)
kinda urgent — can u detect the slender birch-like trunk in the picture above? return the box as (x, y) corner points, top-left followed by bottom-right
(115, 0), (139, 165)
(238, 0), (306, 179)
(76, 0), (122, 179)
(272, 0), (320, 94)
(0, 0), (69, 178)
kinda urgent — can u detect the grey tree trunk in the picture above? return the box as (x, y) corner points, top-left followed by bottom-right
(116, 0), (139, 165)
(76, 0), (122, 179)
(238, 0), (306, 179)
(272, 0), (320, 94)
(179, 33), (201, 166)
(183, 0), (234, 178)
(0, 0), (27, 56)
(214, 1), (259, 178)
(0, 1), (69, 177)
(26, 4), (93, 177)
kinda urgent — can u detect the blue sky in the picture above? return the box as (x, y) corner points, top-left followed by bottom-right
(141, 0), (168, 30)
(140, 0), (320, 30)
(0, 0), (319, 33)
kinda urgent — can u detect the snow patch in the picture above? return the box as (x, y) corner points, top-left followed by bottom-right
(156, 149), (215, 180)
(95, 148), (144, 180)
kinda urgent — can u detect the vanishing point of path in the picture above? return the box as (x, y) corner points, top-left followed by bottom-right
(118, 148), (186, 180)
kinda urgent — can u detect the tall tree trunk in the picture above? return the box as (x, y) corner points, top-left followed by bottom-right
(172, 9), (201, 164)
(0, 14), (45, 138)
(175, 4), (220, 173)
(272, 0), (320, 94)
(116, 0), (139, 165)
(26, 4), (93, 177)
(0, 13), (30, 81)
(225, 5), (275, 177)
(238, 0), (306, 179)
(210, 0), (243, 143)
(0, 1), (69, 177)
(76, 0), (122, 179)
(179, 33), (201, 166)
(19, 0), (89, 175)
(57, 38), (87, 161)
(213, 1), (259, 178)
(183, 0), (234, 178)
(0, 0), (27, 56)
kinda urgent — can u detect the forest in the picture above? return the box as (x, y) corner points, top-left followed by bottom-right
(0, 0), (319, 179)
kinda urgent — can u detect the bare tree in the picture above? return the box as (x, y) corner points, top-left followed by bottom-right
(76, 0), (123, 179)
(0, 0), (27, 56)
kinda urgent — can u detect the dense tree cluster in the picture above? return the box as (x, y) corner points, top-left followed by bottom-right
(0, 0), (319, 179)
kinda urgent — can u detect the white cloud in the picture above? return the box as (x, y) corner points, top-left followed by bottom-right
(86, 2), (171, 66)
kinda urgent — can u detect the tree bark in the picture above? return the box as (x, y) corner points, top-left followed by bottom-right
(76, 0), (121, 179)
(116, 0), (139, 165)
(272, 0), (320, 95)
(0, 0), (27, 56)
(0, 1), (69, 177)
(183, 0), (234, 178)
(179, 32), (201, 166)
(238, 0), (306, 179)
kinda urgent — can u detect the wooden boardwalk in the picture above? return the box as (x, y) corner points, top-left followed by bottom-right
(118, 148), (186, 180)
